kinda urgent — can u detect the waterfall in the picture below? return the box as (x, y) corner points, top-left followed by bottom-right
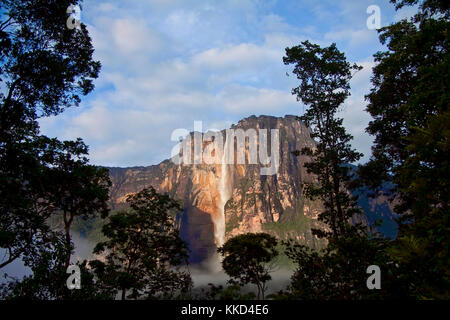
(216, 132), (230, 248)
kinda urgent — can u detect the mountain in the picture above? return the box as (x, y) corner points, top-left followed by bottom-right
(107, 115), (397, 264)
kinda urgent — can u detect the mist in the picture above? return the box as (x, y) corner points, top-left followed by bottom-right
(0, 232), (96, 284)
(2, 231), (294, 298)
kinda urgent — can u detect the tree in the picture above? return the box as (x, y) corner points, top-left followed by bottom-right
(41, 138), (111, 268)
(284, 234), (403, 300)
(283, 41), (364, 239)
(218, 233), (278, 300)
(0, 0), (101, 272)
(361, 0), (449, 298)
(0, 0), (100, 120)
(91, 187), (192, 300)
(0, 233), (111, 300)
(282, 41), (402, 299)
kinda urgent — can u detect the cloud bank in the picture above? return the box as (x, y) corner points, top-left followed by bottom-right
(39, 0), (403, 166)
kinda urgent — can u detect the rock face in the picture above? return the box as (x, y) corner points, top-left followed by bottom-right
(107, 115), (396, 264)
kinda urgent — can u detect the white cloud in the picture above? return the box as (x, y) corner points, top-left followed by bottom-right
(165, 10), (199, 34)
(325, 28), (378, 48)
(394, 5), (418, 21)
(111, 19), (160, 54)
(338, 59), (377, 162)
(192, 43), (278, 70)
(39, 0), (399, 166)
(218, 86), (297, 114)
(96, 2), (117, 13)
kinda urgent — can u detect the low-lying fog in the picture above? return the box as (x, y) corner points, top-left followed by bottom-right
(1, 234), (294, 296)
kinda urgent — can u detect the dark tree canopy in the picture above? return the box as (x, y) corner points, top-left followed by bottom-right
(361, 0), (449, 299)
(0, 0), (100, 120)
(284, 41), (364, 239)
(40, 137), (111, 267)
(390, 0), (449, 17)
(0, 0), (107, 283)
(281, 40), (400, 300)
(218, 233), (278, 300)
(92, 187), (192, 300)
(284, 234), (400, 300)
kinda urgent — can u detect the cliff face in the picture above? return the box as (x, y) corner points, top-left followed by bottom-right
(107, 115), (396, 263)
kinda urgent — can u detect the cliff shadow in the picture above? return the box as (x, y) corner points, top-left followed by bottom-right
(180, 205), (218, 268)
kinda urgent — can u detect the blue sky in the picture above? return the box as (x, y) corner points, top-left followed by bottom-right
(39, 0), (417, 167)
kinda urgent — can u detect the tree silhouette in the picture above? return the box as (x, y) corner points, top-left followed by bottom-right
(218, 233), (278, 300)
(0, 0), (109, 298)
(284, 40), (363, 239)
(91, 187), (192, 300)
(360, 0), (449, 298)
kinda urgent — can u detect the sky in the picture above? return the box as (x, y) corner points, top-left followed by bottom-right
(39, 0), (418, 167)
